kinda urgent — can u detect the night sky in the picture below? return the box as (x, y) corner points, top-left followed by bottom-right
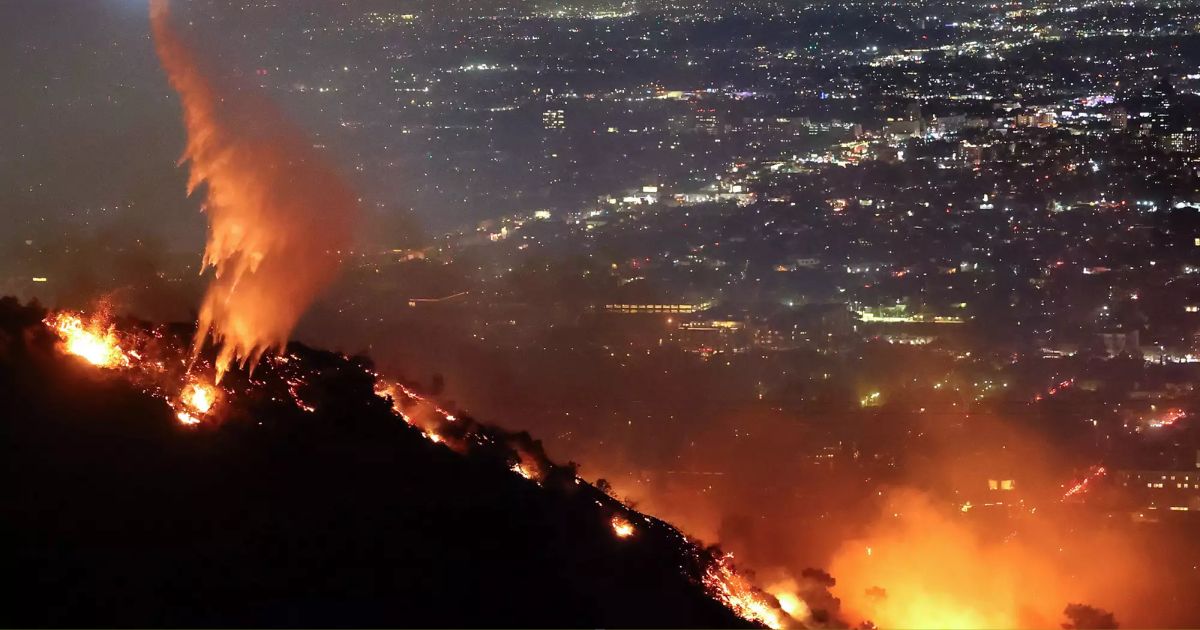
(2, 1), (198, 250)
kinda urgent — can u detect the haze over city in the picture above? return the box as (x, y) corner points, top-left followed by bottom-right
(6, 0), (1200, 627)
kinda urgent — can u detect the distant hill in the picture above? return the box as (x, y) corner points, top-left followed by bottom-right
(0, 297), (757, 627)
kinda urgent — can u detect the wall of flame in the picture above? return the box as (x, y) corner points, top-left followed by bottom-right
(150, 0), (359, 380)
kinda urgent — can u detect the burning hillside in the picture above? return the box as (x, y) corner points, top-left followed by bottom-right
(0, 297), (829, 627)
(9, 4), (1137, 627)
(0, 5), (817, 626)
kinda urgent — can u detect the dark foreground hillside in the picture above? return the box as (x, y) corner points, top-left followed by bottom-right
(0, 298), (751, 628)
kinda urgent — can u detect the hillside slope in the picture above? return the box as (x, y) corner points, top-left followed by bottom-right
(0, 298), (756, 627)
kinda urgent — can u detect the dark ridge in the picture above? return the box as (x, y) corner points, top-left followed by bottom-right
(0, 297), (751, 628)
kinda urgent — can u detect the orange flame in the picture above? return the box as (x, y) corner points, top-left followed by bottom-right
(45, 312), (129, 369)
(770, 590), (810, 621)
(702, 553), (788, 630)
(510, 461), (537, 481)
(150, 0), (359, 381)
(611, 515), (635, 538)
(184, 382), (216, 414)
(828, 487), (1144, 629)
(175, 378), (220, 426)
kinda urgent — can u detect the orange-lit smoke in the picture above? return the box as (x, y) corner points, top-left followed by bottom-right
(150, 0), (358, 381)
(828, 488), (1146, 629)
(818, 417), (1153, 629)
(545, 399), (1174, 629)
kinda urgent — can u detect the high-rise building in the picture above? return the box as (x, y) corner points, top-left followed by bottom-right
(693, 108), (721, 134)
(542, 109), (566, 130)
(1107, 106), (1129, 130)
(1162, 128), (1200, 154)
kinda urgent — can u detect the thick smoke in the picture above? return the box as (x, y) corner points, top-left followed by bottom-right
(150, 0), (358, 380)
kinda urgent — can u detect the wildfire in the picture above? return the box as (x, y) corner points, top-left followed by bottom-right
(151, 0), (359, 381)
(39, 309), (797, 629)
(173, 378), (220, 426)
(374, 374), (799, 626)
(185, 382), (216, 413)
(43, 309), (807, 628)
(1032, 378), (1074, 402)
(176, 411), (203, 426)
(45, 312), (129, 369)
(611, 515), (635, 538)
(772, 590), (809, 620)
(511, 461), (536, 481)
(703, 553), (788, 630)
(1062, 465), (1107, 501)
(375, 380), (464, 450)
(1148, 408), (1185, 429)
(45, 309), (224, 428)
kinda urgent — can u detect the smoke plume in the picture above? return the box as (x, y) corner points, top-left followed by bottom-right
(150, 0), (358, 380)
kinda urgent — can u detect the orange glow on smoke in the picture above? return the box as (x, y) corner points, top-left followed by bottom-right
(771, 589), (809, 621)
(45, 312), (129, 369)
(832, 492), (1036, 628)
(829, 488), (1140, 629)
(151, 0), (358, 381)
(509, 450), (547, 483)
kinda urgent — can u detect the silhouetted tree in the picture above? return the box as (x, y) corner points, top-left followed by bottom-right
(1062, 603), (1119, 629)
(800, 568), (842, 624)
(802, 567), (836, 588)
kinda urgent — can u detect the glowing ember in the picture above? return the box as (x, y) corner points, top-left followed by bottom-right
(1062, 465), (1107, 500)
(611, 515), (635, 538)
(511, 462), (535, 480)
(175, 379), (220, 426)
(45, 313), (129, 369)
(702, 553), (787, 630)
(176, 411), (202, 426)
(183, 382), (216, 414)
(286, 379), (316, 413)
(375, 380), (460, 446)
(1148, 408), (1185, 429)
(1032, 378), (1074, 402)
